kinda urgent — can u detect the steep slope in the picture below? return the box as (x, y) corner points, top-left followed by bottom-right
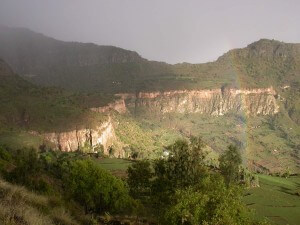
(0, 178), (81, 225)
(1, 26), (299, 94)
(0, 59), (121, 154)
(0, 25), (174, 93)
(0, 27), (299, 173)
(120, 87), (279, 116)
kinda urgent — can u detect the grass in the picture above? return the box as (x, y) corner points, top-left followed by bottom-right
(244, 174), (300, 225)
(130, 110), (299, 173)
(0, 178), (80, 225)
(0, 130), (44, 149)
(94, 158), (300, 225)
(95, 158), (133, 171)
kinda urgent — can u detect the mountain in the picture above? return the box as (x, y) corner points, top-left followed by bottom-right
(0, 26), (299, 94)
(0, 58), (112, 133)
(0, 27), (299, 173)
(0, 25), (159, 92)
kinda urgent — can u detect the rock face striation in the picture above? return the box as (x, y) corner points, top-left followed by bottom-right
(40, 117), (123, 156)
(118, 87), (279, 116)
(38, 87), (279, 153)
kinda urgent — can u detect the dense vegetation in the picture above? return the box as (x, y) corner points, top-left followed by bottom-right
(0, 58), (115, 132)
(244, 174), (300, 225)
(0, 26), (299, 225)
(0, 145), (137, 224)
(126, 137), (264, 225)
(0, 138), (266, 225)
(0, 27), (299, 173)
(0, 135), (299, 224)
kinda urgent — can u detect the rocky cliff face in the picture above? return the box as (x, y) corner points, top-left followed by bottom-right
(39, 117), (123, 156)
(118, 87), (279, 116)
(90, 99), (127, 114)
(36, 87), (279, 154)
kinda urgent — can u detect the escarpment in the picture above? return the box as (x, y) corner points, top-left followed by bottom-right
(36, 87), (279, 154)
(39, 117), (124, 157)
(118, 87), (279, 116)
(90, 99), (127, 114)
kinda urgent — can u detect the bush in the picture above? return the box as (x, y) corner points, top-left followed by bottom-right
(5, 147), (42, 187)
(65, 159), (135, 214)
(127, 160), (152, 198)
(164, 175), (251, 225)
(219, 145), (242, 185)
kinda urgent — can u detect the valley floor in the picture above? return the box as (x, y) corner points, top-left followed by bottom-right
(95, 158), (300, 225)
(244, 174), (300, 225)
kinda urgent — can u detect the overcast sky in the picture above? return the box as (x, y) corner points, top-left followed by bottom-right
(0, 0), (299, 64)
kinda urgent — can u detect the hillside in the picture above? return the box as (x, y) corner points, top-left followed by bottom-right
(0, 58), (111, 132)
(0, 58), (120, 155)
(0, 27), (299, 173)
(0, 27), (299, 94)
(0, 25), (172, 93)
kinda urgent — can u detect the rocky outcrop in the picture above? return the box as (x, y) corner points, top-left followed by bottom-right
(39, 117), (123, 156)
(117, 87), (279, 116)
(90, 99), (127, 114)
(35, 87), (279, 154)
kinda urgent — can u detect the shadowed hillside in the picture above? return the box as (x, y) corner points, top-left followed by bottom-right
(1, 27), (299, 94)
(0, 27), (299, 173)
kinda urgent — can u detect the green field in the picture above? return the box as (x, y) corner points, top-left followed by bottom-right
(244, 174), (300, 225)
(95, 159), (300, 225)
(95, 158), (133, 171)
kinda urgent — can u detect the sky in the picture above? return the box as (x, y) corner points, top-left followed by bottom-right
(0, 0), (299, 64)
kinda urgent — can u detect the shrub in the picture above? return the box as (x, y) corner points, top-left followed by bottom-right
(127, 160), (152, 198)
(5, 147), (42, 187)
(164, 175), (251, 225)
(219, 145), (242, 185)
(64, 159), (135, 214)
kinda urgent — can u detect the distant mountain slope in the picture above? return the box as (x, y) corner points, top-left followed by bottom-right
(1, 26), (299, 94)
(0, 26), (163, 92)
(173, 39), (300, 88)
(0, 25), (143, 67)
(0, 27), (299, 172)
(0, 58), (108, 133)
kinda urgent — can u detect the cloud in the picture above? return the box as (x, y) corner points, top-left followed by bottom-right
(0, 0), (299, 63)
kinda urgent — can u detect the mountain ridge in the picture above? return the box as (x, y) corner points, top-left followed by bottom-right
(1, 26), (299, 94)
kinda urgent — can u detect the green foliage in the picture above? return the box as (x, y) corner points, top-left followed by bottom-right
(64, 159), (134, 214)
(154, 137), (207, 190)
(240, 168), (260, 187)
(164, 175), (251, 225)
(244, 174), (300, 225)
(127, 160), (152, 198)
(126, 138), (260, 224)
(5, 148), (42, 187)
(219, 145), (242, 185)
(94, 144), (105, 158)
(0, 145), (138, 223)
(0, 146), (12, 171)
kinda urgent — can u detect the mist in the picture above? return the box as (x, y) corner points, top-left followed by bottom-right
(0, 0), (299, 63)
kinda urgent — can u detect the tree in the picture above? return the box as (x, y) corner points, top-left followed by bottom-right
(65, 159), (134, 214)
(164, 174), (251, 225)
(6, 147), (41, 186)
(158, 137), (207, 189)
(150, 137), (208, 215)
(127, 160), (152, 198)
(219, 145), (242, 185)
